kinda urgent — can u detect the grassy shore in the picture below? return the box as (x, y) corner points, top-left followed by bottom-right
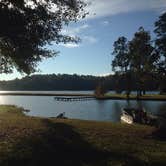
(0, 105), (166, 166)
(0, 92), (94, 97)
(97, 94), (166, 101)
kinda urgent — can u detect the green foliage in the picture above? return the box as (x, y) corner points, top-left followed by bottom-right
(129, 27), (159, 96)
(0, 74), (102, 90)
(112, 36), (129, 73)
(129, 27), (158, 74)
(154, 12), (166, 94)
(0, 73), (159, 91)
(112, 27), (159, 97)
(112, 37), (131, 96)
(154, 12), (166, 63)
(0, 0), (86, 74)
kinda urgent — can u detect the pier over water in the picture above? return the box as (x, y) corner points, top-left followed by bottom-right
(54, 96), (94, 101)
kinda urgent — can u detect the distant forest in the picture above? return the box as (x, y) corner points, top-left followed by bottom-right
(0, 74), (159, 91)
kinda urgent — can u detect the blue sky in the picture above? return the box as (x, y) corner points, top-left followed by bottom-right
(1, 0), (166, 80)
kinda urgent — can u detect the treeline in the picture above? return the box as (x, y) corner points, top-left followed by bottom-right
(0, 73), (159, 91)
(0, 74), (102, 91)
(111, 12), (166, 97)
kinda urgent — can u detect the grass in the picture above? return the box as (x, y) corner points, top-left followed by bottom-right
(0, 105), (166, 165)
(0, 92), (94, 97)
(99, 93), (166, 101)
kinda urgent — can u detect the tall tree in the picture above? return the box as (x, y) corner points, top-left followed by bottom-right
(0, 0), (86, 74)
(154, 12), (166, 94)
(129, 27), (158, 97)
(112, 36), (131, 98)
(112, 36), (129, 73)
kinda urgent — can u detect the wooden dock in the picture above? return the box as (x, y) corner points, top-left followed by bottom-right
(54, 96), (94, 101)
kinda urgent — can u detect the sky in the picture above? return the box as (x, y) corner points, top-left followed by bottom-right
(1, 0), (166, 80)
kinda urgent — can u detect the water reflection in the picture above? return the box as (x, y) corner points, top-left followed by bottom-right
(111, 102), (122, 122)
(157, 103), (166, 116)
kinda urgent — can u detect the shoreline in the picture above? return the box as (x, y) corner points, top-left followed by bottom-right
(0, 92), (165, 101)
(0, 92), (94, 97)
(0, 105), (165, 165)
(96, 94), (166, 101)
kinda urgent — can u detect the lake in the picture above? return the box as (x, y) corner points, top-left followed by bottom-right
(0, 91), (165, 122)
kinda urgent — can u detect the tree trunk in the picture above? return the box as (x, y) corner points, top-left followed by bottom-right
(126, 72), (131, 100)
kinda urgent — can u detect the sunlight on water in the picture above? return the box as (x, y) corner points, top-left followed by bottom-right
(0, 96), (5, 104)
(0, 91), (8, 93)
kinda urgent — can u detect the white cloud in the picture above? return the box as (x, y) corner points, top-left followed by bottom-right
(101, 20), (110, 26)
(60, 24), (98, 48)
(160, 9), (166, 14)
(83, 36), (98, 44)
(98, 73), (110, 77)
(84, 0), (166, 19)
(59, 43), (80, 48)
(61, 24), (90, 36)
(97, 72), (114, 77)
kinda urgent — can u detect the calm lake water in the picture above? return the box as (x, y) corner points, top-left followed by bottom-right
(0, 91), (165, 122)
